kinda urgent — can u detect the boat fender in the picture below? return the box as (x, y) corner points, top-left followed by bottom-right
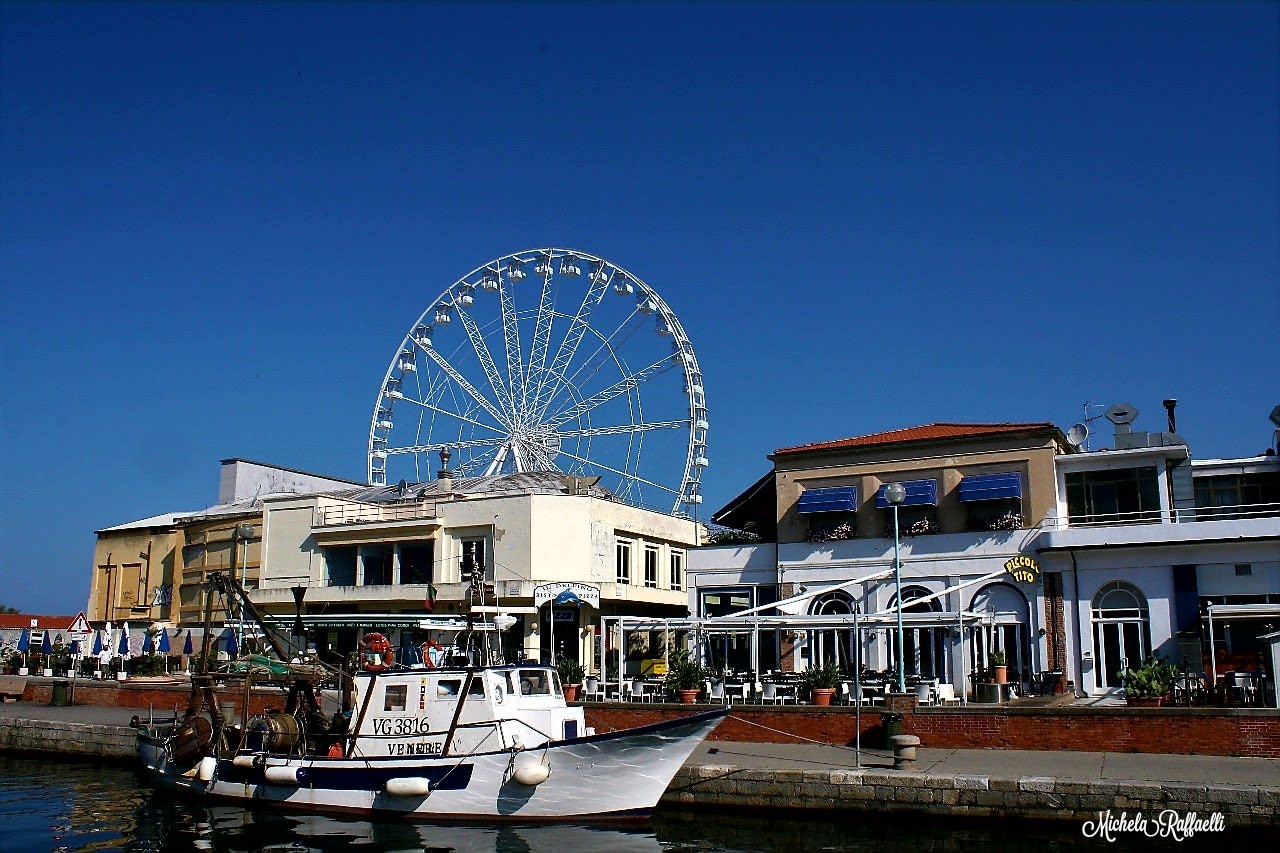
(385, 776), (433, 797)
(231, 754), (261, 770)
(263, 765), (306, 785)
(510, 751), (551, 786)
(196, 756), (218, 782)
(360, 632), (395, 673)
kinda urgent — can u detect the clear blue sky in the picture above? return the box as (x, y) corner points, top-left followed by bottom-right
(2, 3), (1276, 614)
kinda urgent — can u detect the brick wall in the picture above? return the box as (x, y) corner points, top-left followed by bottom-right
(585, 704), (1280, 758)
(22, 679), (283, 718)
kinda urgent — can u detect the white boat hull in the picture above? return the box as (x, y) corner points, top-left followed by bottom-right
(140, 709), (725, 821)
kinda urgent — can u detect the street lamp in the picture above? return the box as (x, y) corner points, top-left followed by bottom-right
(885, 481), (907, 694)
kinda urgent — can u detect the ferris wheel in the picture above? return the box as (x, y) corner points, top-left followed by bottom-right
(368, 248), (708, 514)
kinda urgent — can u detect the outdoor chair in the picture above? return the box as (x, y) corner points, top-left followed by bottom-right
(583, 676), (605, 702)
(934, 683), (960, 705)
(760, 682), (785, 705)
(630, 678), (656, 703)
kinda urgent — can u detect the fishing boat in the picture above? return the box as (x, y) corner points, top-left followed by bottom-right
(136, 571), (726, 821)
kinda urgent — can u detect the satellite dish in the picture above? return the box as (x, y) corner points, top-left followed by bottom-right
(1066, 423), (1088, 447)
(1104, 403), (1139, 425)
(234, 523), (255, 540)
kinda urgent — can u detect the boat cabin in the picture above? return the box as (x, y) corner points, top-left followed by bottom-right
(349, 665), (587, 758)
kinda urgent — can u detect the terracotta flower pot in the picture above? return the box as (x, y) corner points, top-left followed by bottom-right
(1126, 695), (1163, 707)
(809, 688), (837, 706)
(993, 665), (1007, 685)
(562, 684), (581, 702)
(678, 689), (700, 704)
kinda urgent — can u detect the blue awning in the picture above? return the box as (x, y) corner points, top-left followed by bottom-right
(875, 479), (938, 508)
(959, 472), (1023, 502)
(797, 486), (858, 514)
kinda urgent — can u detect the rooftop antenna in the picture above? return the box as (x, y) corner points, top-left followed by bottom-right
(1080, 402), (1108, 450)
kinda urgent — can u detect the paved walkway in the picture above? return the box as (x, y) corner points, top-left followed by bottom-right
(5, 700), (1278, 787)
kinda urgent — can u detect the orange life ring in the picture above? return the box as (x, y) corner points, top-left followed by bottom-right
(360, 632), (395, 673)
(421, 639), (444, 669)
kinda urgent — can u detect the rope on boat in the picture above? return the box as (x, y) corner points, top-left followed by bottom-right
(431, 726), (501, 794)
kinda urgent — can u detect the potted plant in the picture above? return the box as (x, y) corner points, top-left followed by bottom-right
(1120, 656), (1177, 707)
(664, 649), (705, 703)
(989, 650), (1008, 685)
(555, 656), (585, 702)
(799, 659), (844, 706)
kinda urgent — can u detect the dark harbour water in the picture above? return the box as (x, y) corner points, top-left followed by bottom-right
(0, 755), (1258, 852)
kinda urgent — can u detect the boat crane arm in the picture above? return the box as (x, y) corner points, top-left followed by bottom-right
(206, 571), (345, 683)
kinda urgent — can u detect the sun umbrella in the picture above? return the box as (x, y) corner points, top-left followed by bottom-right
(223, 628), (238, 656)
(16, 628), (29, 653)
(91, 631), (103, 656)
(40, 631), (52, 656)
(182, 630), (193, 656)
(158, 630), (171, 654)
(70, 640), (81, 656)
(118, 623), (132, 657)
(141, 632), (153, 654)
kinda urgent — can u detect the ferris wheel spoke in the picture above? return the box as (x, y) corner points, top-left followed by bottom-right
(523, 253), (560, 423)
(556, 419), (689, 439)
(399, 381), (508, 436)
(528, 262), (613, 420)
(536, 310), (647, 422)
(496, 270), (528, 422)
(545, 356), (678, 429)
(554, 446), (678, 497)
(454, 301), (517, 419)
(416, 342), (512, 428)
(385, 434), (509, 456)
(482, 443), (512, 477)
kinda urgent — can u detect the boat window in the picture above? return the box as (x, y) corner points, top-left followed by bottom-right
(467, 678), (486, 698)
(437, 679), (461, 697)
(518, 669), (551, 696)
(384, 684), (407, 712)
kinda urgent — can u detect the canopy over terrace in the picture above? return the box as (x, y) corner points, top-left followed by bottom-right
(1205, 602), (1280, 681)
(602, 608), (991, 703)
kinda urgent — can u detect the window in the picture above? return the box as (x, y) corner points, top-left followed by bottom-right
(362, 547), (393, 585)
(383, 684), (407, 711)
(1065, 467), (1161, 525)
(1195, 473), (1280, 520)
(808, 511), (857, 542)
(644, 545), (659, 588)
(883, 505), (939, 537)
(436, 679), (461, 697)
(670, 549), (684, 591)
(616, 539), (632, 585)
(400, 543), (433, 585)
(325, 546), (357, 586)
(1235, 564), (1253, 576)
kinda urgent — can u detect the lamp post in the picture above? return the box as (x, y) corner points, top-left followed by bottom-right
(886, 482), (907, 694)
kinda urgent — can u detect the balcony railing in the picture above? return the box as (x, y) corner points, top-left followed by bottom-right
(1043, 500), (1280, 530)
(316, 502), (438, 527)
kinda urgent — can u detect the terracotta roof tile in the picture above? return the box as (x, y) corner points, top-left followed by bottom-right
(774, 422), (1059, 455)
(0, 614), (81, 630)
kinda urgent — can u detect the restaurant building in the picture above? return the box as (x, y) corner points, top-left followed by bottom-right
(690, 403), (1280, 704)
